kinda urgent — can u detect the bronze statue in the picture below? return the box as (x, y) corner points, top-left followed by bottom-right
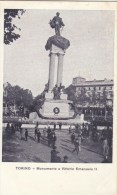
(49, 12), (65, 36)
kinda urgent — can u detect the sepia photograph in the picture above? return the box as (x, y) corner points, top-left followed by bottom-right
(2, 9), (114, 163)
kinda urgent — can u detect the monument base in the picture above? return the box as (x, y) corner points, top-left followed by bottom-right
(39, 99), (74, 119)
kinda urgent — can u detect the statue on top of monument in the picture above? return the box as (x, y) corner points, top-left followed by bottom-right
(49, 12), (65, 36)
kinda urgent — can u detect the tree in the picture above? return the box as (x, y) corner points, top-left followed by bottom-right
(3, 83), (33, 109)
(65, 85), (76, 102)
(4, 9), (25, 44)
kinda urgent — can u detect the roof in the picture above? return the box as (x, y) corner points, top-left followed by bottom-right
(72, 78), (113, 86)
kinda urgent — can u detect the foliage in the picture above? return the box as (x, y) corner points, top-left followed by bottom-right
(65, 85), (109, 107)
(4, 9), (25, 44)
(3, 82), (33, 109)
(65, 85), (76, 102)
(29, 82), (50, 112)
(65, 85), (90, 106)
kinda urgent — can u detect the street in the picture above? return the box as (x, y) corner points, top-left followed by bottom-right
(2, 125), (104, 163)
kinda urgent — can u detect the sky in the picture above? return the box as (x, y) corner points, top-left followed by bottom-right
(4, 10), (115, 97)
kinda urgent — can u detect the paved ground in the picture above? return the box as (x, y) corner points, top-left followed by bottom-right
(2, 126), (104, 163)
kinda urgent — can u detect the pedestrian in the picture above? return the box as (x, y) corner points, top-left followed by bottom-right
(102, 138), (109, 158)
(25, 129), (28, 141)
(47, 127), (52, 146)
(16, 122), (19, 131)
(19, 122), (22, 130)
(77, 134), (82, 151)
(69, 125), (72, 134)
(71, 132), (75, 144)
(47, 126), (51, 136)
(36, 122), (39, 127)
(48, 130), (54, 146)
(20, 128), (23, 140)
(43, 127), (47, 138)
(62, 155), (68, 163)
(59, 123), (62, 130)
(34, 126), (38, 140)
(6, 123), (10, 129)
(11, 123), (15, 134)
(37, 129), (41, 143)
(54, 123), (56, 130)
(102, 156), (110, 163)
(72, 138), (79, 155)
(51, 146), (59, 163)
(56, 156), (61, 162)
(5, 123), (10, 133)
(51, 133), (57, 148)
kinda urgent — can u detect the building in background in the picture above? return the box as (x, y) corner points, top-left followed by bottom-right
(68, 76), (113, 107)
(65, 76), (113, 125)
(66, 77), (114, 107)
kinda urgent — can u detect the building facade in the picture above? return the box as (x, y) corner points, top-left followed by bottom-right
(71, 76), (113, 107)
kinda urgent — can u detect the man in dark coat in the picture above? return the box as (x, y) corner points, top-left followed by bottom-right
(72, 138), (79, 155)
(51, 146), (59, 163)
(51, 133), (57, 148)
(25, 129), (28, 141)
(37, 129), (41, 143)
(62, 155), (68, 163)
(34, 126), (38, 140)
(71, 132), (75, 144)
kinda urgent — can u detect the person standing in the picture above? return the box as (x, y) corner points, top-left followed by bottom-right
(59, 123), (62, 130)
(47, 126), (51, 136)
(77, 134), (82, 151)
(34, 126), (38, 140)
(72, 138), (79, 155)
(54, 124), (56, 130)
(51, 133), (57, 148)
(47, 126), (52, 146)
(69, 125), (72, 134)
(25, 129), (28, 141)
(11, 123), (15, 134)
(102, 156), (110, 163)
(102, 137), (109, 159)
(5, 123), (10, 133)
(71, 132), (75, 144)
(51, 146), (59, 163)
(37, 129), (41, 143)
(43, 127), (47, 138)
(62, 155), (68, 163)
(20, 127), (23, 140)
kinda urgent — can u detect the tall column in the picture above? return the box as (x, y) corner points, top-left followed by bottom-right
(48, 53), (56, 91)
(57, 54), (64, 87)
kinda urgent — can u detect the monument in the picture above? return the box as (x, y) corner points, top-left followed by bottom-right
(38, 12), (75, 119)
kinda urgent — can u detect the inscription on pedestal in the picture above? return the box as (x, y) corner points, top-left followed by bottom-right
(42, 100), (71, 119)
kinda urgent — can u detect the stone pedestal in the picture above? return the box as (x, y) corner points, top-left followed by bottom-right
(45, 92), (54, 99)
(40, 99), (74, 119)
(60, 93), (67, 100)
(50, 44), (65, 55)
